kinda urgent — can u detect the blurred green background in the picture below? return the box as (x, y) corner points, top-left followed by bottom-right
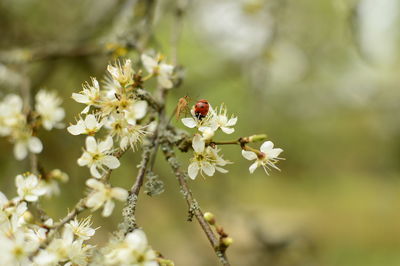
(1, 0), (400, 265)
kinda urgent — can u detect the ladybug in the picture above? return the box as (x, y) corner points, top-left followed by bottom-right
(194, 99), (209, 120)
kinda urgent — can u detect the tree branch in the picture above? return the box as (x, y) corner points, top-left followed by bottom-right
(161, 142), (231, 266)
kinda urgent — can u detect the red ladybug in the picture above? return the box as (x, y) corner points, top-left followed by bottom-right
(194, 99), (209, 120)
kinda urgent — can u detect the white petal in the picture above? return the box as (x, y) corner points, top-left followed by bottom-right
(81, 105), (90, 114)
(202, 162), (215, 176)
(268, 148), (283, 159)
(132, 101), (148, 120)
(85, 136), (97, 153)
(102, 200), (115, 217)
(226, 117), (237, 126)
(120, 136), (129, 150)
(107, 65), (119, 79)
(249, 161), (259, 173)
(215, 167), (228, 173)
(15, 175), (24, 188)
(98, 136), (113, 152)
(72, 93), (89, 104)
(77, 152), (91, 166)
(14, 142), (27, 160)
(158, 75), (173, 89)
(90, 165), (102, 179)
(85, 114), (98, 129)
(111, 187), (128, 201)
(86, 192), (104, 209)
(126, 230), (148, 252)
(188, 162), (199, 180)
(86, 178), (104, 190)
(192, 134), (205, 153)
(221, 126), (234, 134)
(242, 150), (257, 161)
(260, 141), (274, 153)
(28, 137), (43, 153)
(102, 155), (120, 169)
(181, 118), (197, 128)
(67, 122), (85, 135)
(141, 54), (157, 73)
(25, 195), (39, 202)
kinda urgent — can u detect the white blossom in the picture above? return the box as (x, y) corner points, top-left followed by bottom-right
(40, 169), (69, 197)
(77, 136), (120, 179)
(212, 103), (237, 134)
(242, 141), (283, 174)
(0, 229), (38, 266)
(85, 179), (128, 217)
(15, 174), (46, 202)
(188, 134), (230, 180)
(65, 216), (96, 241)
(13, 134), (43, 160)
(107, 59), (134, 87)
(72, 77), (101, 113)
(104, 229), (158, 266)
(141, 54), (174, 89)
(67, 114), (104, 136)
(181, 107), (216, 131)
(0, 94), (24, 136)
(34, 228), (93, 266)
(35, 90), (65, 130)
(105, 115), (146, 150)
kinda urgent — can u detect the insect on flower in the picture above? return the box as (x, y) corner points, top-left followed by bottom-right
(194, 99), (209, 120)
(175, 96), (191, 120)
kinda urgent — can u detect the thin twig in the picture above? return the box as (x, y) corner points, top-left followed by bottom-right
(161, 142), (231, 266)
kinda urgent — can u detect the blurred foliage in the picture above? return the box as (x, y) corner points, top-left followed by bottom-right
(1, 0), (400, 265)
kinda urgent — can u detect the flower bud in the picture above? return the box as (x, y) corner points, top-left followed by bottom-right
(204, 212), (215, 225)
(23, 211), (34, 223)
(222, 237), (233, 247)
(249, 134), (267, 143)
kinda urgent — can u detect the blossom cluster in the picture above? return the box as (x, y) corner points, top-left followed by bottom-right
(103, 229), (159, 266)
(0, 90), (64, 160)
(0, 170), (161, 265)
(0, 172), (97, 266)
(68, 54), (173, 217)
(181, 102), (283, 176)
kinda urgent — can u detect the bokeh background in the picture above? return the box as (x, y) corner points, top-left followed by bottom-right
(1, 0), (400, 265)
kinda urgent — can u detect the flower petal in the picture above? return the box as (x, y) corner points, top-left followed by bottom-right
(86, 178), (104, 190)
(181, 118), (196, 128)
(221, 126), (234, 134)
(98, 136), (113, 152)
(260, 141), (274, 154)
(67, 121), (85, 135)
(102, 155), (120, 169)
(102, 200), (115, 217)
(111, 187), (128, 201)
(188, 162), (199, 180)
(14, 142), (27, 160)
(132, 101), (148, 120)
(141, 54), (157, 73)
(90, 165), (102, 179)
(202, 162), (215, 176)
(85, 136), (97, 153)
(268, 148), (283, 159)
(28, 137), (43, 153)
(242, 150), (257, 160)
(77, 152), (91, 166)
(72, 93), (89, 104)
(249, 161), (259, 173)
(192, 134), (205, 153)
(85, 114), (97, 130)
